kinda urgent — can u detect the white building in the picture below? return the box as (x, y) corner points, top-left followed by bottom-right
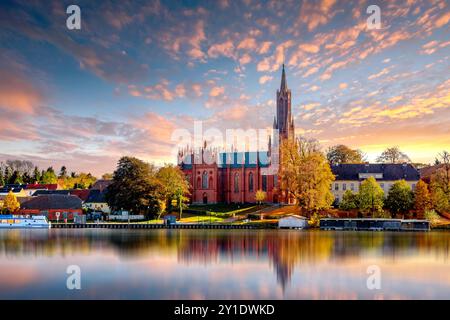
(278, 215), (308, 229)
(330, 163), (420, 204)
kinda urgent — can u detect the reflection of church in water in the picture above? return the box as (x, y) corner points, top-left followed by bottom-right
(177, 233), (299, 291)
(178, 65), (295, 204)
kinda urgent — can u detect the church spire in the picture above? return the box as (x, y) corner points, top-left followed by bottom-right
(280, 64), (287, 91)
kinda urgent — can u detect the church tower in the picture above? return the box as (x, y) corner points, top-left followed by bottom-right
(274, 64), (295, 143)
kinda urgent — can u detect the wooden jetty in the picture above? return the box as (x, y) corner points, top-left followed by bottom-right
(320, 218), (430, 231)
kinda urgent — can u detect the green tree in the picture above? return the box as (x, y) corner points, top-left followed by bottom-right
(59, 166), (68, 179)
(3, 167), (11, 185)
(41, 167), (58, 184)
(2, 191), (20, 213)
(105, 157), (164, 218)
(156, 164), (190, 217)
(326, 144), (365, 165)
(358, 177), (384, 217)
(32, 166), (41, 183)
(414, 180), (432, 218)
(385, 180), (414, 217)
(280, 139), (335, 212)
(339, 190), (358, 211)
(10, 170), (23, 184)
(376, 146), (411, 163)
(0, 167), (4, 187)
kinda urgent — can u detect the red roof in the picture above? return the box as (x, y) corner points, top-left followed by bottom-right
(70, 189), (91, 201)
(25, 184), (58, 190)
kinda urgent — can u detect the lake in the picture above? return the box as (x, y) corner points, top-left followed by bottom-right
(0, 229), (450, 299)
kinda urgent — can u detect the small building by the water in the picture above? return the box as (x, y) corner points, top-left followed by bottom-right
(278, 215), (308, 229)
(163, 215), (177, 225)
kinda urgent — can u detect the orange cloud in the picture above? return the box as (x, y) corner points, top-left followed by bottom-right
(209, 86), (225, 97)
(259, 75), (273, 84)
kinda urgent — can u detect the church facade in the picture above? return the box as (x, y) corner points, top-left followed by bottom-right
(178, 65), (295, 204)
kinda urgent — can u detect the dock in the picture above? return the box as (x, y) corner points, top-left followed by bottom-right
(320, 218), (430, 231)
(50, 223), (259, 229)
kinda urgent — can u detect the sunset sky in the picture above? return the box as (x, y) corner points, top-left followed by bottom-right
(0, 0), (449, 176)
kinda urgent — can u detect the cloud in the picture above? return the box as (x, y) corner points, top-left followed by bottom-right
(368, 67), (392, 80)
(297, 0), (338, 32)
(239, 54), (252, 65)
(259, 75), (273, 84)
(237, 38), (258, 51)
(208, 40), (236, 59)
(258, 41), (273, 54)
(209, 86), (225, 97)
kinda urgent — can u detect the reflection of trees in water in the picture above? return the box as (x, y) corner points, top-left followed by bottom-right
(1, 230), (450, 289)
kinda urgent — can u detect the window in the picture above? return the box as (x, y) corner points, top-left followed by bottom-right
(350, 183), (354, 191)
(274, 175), (278, 188)
(249, 172), (254, 192)
(343, 183), (347, 191)
(202, 171), (208, 189)
(412, 183), (416, 190)
(234, 173), (239, 193)
(262, 175), (267, 192)
(335, 183), (339, 191)
(380, 183), (384, 189)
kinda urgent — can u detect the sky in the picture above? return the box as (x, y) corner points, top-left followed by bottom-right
(0, 0), (449, 177)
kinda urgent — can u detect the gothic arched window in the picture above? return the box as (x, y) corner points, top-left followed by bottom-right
(262, 175), (267, 192)
(197, 176), (201, 189)
(202, 171), (208, 189)
(234, 173), (239, 193)
(249, 172), (254, 192)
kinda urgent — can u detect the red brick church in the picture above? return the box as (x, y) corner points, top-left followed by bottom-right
(178, 65), (295, 204)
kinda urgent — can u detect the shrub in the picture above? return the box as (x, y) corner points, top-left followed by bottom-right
(424, 209), (440, 224)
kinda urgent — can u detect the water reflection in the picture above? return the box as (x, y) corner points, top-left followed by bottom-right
(0, 229), (450, 299)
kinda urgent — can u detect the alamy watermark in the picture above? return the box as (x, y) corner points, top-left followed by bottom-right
(171, 121), (280, 174)
(66, 265), (82, 290)
(66, 5), (81, 30)
(366, 265), (381, 290)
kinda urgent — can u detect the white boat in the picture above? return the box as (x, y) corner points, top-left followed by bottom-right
(0, 215), (51, 229)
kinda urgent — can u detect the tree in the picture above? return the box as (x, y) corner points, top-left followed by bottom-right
(358, 177), (384, 217)
(430, 150), (450, 214)
(105, 157), (164, 218)
(41, 167), (58, 184)
(280, 139), (335, 212)
(3, 166), (11, 185)
(9, 170), (23, 184)
(326, 144), (365, 165)
(339, 190), (358, 211)
(102, 173), (113, 180)
(156, 164), (190, 217)
(3, 191), (20, 213)
(255, 190), (267, 205)
(376, 146), (411, 163)
(385, 180), (414, 217)
(32, 166), (41, 183)
(59, 166), (68, 179)
(414, 180), (432, 218)
(0, 167), (4, 187)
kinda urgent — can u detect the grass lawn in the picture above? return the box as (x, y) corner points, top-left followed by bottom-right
(179, 215), (225, 223)
(187, 203), (254, 212)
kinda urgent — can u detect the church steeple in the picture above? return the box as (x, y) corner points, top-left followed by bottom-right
(275, 64), (294, 142)
(280, 64), (287, 92)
